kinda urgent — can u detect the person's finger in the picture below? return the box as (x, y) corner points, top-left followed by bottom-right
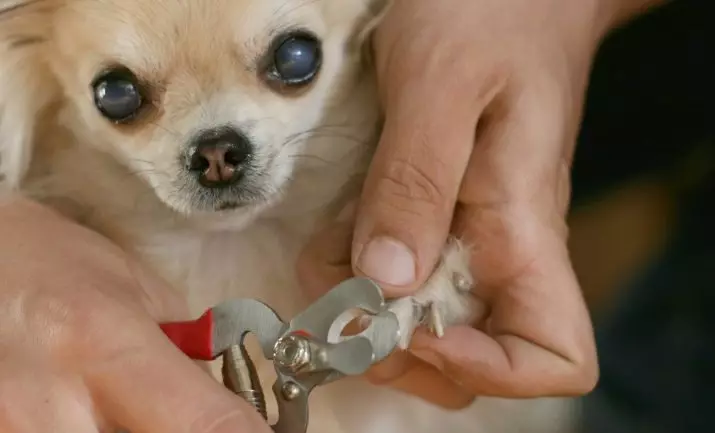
(297, 216), (474, 409)
(296, 219), (418, 388)
(410, 242), (596, 397)
(86, 319), (270, 433)
(351, 102), (473, 295)
(296, 213), (430, 382)
(359, 332), (476, 410)
(0, 363), (102, 433)
(351, 20), (506, 296)
(458, 73), (580, 240)
(412, 81), (597, 397)
(373, 352), (476, 410)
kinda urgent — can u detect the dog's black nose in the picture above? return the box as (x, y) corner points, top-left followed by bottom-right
(187, 127), (251, 188)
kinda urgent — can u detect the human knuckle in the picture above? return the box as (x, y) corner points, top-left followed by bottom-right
(364, 363), (401, 386)
(549, 352), (600, 397)
(433, 390), (477, 411)
(366, 371), (396, 387)
(365, 352), (416, 386)
(8, 288), (83, 352)
(569, 360), (600, 395)
(16, 285), (138, 362)
(375, 159), (446, 215)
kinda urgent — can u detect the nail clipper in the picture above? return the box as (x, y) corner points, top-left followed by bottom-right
(158, 277), (402, 433)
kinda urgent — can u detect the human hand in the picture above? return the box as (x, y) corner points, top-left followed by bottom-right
(298, 0), (663, 406)
(0, 197), (269, 433)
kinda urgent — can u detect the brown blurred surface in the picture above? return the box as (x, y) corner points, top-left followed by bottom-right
(567, 178), (676, 317)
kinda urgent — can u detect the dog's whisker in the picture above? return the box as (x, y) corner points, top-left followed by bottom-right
(148, 121), (183, 140)
(281, 130), (371, 149)
(285, 154), (332, 164)
(280, 123), (366, 143)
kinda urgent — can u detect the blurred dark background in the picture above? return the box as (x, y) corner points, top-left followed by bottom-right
(567, 0), (715, 432)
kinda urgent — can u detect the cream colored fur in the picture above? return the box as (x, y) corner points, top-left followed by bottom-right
(0, 0), (578, 432)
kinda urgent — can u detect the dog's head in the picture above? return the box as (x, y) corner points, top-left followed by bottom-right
(0, 0), (387, 218)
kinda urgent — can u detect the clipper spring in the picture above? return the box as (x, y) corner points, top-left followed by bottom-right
(222, 343), (268, 420)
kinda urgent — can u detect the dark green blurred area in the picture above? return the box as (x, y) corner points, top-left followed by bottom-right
(571, 1), (715, 432)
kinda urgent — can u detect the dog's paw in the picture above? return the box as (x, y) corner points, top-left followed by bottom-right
(387, 237), (487, 350)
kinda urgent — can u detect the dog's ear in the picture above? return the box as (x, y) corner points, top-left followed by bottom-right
(0, 3), (58, 190)
(324, 0), (392, 57)
(351, 0), (392, 50)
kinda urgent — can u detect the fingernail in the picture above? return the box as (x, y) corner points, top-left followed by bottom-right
(357, 237), (416, 286)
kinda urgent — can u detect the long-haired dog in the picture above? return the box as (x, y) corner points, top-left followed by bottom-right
(0, 0), (578, 432)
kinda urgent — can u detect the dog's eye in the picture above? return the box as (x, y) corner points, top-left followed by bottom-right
(270, 32), (322, 86)
(91, 67), (144, 123)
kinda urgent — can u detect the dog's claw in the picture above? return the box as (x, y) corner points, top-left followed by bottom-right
(427, 303), (445, 338)
(388, 237), (487, 349)
(413, 301), (445, 338)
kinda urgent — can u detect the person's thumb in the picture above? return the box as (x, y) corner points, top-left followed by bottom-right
(90, 318), (271, 433)
(351, 82), (478, 296)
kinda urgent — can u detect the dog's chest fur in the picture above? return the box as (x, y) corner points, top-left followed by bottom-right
(36, 154), (350, 322)
(139, 219), (307, 310)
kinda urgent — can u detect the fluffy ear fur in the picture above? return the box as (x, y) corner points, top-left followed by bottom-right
(322, 0), (392, 57)
(351, 0), (392, 51)
(0, 2), (58, 190)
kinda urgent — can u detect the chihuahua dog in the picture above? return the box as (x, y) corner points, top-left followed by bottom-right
(0, 0), (578, 432)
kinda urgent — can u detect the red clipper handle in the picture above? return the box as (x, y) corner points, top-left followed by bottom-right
(159, 310), (215, 361)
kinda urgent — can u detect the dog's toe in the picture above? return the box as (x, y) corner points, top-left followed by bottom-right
(387, 237), (488, 350)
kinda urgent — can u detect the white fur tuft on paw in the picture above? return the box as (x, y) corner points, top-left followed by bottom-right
(387, 237), (487, 350)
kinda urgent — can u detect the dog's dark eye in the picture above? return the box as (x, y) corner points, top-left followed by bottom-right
(91, 67), (144, 123)
(270, 32), (321, 86)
